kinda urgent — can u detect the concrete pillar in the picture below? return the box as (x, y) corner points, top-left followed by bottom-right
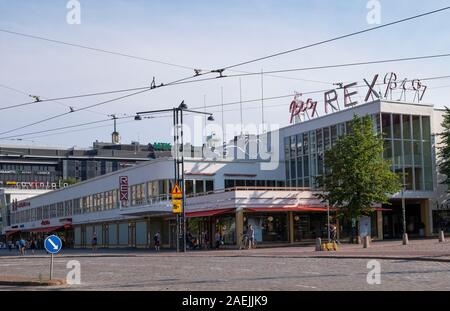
(376, 210), (383, 240)
(363, 236), (370, 248)
(315, 237), (322, 251)
(288, 212), (294, 244)
(439, 230), (445, 243)
(403, 233), (409, 245)
(235, 209), (244, 247)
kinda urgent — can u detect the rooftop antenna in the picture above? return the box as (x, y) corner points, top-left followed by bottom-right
(109, 114), (119, 144)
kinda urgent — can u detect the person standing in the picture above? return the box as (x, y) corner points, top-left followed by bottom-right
(30, 239), (36, 255)
(92, 232), (98, 252)
(154, 232), (161, 251)
(247, 225), (255, 249)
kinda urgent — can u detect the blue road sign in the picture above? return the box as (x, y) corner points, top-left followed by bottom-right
(44, 235), (62, 254)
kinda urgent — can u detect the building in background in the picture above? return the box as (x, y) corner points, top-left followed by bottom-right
(0, 141), (172, 188)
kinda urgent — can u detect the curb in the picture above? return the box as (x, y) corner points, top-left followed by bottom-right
(0, 278), (66, 287)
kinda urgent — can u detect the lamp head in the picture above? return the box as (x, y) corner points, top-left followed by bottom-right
(178, 100), (188, 110)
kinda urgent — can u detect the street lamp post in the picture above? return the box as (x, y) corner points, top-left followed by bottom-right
(135, 101), (214, 253)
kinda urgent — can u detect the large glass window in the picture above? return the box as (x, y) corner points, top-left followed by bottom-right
(382, 113), (392, 139)
(402, 115), (411, 140)
(412, 115), (421, 140)
(393, 114), (401, 139)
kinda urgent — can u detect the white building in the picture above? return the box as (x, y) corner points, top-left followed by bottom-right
(3, 98), (450, 248)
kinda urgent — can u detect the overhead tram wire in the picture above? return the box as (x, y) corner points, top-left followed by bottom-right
(3, 51), (450, 113)
(0, 83), (108, 116)
(3, 73), (450, 141)
(0, 71), (215, 136)
(0, 28), (332, 85)
(0, 114), (176, 141)
(1, 7), (449, 114)
(213, 7), (450, 72)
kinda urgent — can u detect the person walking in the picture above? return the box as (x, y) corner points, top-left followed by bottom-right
(215, 231), (222, 249)
(92, 232), (98, 252)
(330, 223), (339, 244)
(154, 232), (161, 251)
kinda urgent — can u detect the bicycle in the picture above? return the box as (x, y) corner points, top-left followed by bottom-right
(239, 234), (249, 250)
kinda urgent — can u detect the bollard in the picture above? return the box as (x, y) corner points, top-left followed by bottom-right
(439, 230), (445, 243)
(402, 233), (409, 245)
(363, 236), (370, 248)
(315, 237), (322, 251)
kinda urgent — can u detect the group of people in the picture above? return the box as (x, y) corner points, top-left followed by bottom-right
(7, 237), (39, 255)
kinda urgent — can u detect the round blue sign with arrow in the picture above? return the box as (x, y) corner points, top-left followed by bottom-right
(44, 235), (62, 254)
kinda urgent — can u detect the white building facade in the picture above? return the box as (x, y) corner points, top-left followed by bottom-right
(3, 99), (450, 248)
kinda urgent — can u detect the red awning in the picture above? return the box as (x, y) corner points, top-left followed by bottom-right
(245, 206), (330, 213)
(5, 229), (20, 236)
(187, 208), (235, 218)
(25, 226), (64, 233)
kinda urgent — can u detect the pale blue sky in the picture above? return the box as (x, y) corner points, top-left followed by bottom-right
(1, 0), (450, 147)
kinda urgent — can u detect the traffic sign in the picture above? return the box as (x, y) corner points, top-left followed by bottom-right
(172, 182), (183, 213)
(44, 235), (62, 254)
(171, 183), (182, 198)
(172, 200), (182, 214)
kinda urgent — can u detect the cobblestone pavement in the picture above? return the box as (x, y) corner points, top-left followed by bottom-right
(0, 239), (449, 291)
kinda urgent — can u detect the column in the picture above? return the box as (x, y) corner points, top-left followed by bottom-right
(235, 209), (244, 247)
(288, 212), (294, 244)
(377, 210), (383, 240)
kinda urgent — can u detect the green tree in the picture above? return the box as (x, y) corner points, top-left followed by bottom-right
(316, 115), (401, 235)
(438, 107), (450, 186)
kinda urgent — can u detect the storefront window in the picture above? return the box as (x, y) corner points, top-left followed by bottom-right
(246, 213), (288, 243)
(293, 213), (327, 241)
(216, 215), (236, 245)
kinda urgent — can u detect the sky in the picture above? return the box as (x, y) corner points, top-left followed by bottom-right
(1, 0), (450, 148)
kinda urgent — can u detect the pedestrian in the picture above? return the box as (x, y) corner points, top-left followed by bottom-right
(247, 225), (255, 249)
(330, 223), (339, 244)
(30, 239), (36, 255)
(154, 232), (161, 251)
(215, 231), (222, 249)
(92, 232), (98, 251)
(8, 240), (12, 252)
(19, 237), (26, 256)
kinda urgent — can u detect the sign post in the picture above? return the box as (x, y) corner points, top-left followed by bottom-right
(44, 235), (62, 280)
(172, 183), (183, 252)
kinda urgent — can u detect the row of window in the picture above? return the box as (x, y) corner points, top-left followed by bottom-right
(284, 113), (433, 191)
(224, 179), (286, 189)
(10, 179), (215, 225)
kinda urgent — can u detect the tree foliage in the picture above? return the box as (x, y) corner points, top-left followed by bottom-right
(316, 115), (401, 219)
(438, 107), (450, 187)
